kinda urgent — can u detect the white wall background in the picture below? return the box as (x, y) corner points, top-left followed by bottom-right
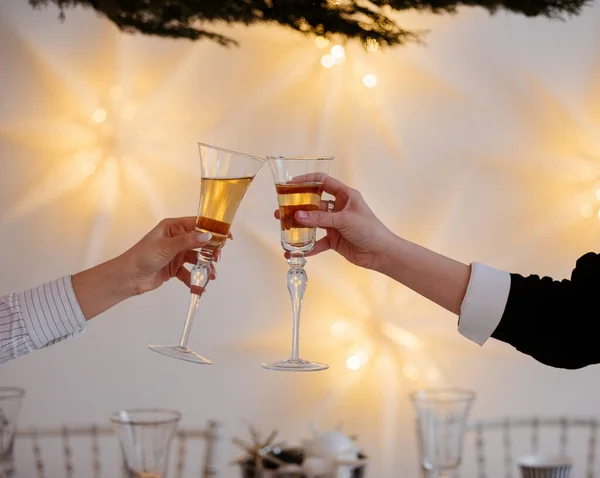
(2, 0), (600, 476)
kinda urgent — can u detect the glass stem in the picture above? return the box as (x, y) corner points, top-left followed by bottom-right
(287, 252), (307, 361)
(179, 254), (212, 349)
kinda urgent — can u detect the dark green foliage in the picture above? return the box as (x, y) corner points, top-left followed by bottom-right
(28, 0), (590, 47)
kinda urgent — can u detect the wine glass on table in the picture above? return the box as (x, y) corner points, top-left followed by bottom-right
(262, 156), (333, 372)
(149, 143), (265, 364)
(109, 409), (180, 478)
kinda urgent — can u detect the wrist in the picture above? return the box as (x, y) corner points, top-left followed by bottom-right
(106, 254), (140, 300)
(371, 230), (405, 277)
(72, 255), (137, 320)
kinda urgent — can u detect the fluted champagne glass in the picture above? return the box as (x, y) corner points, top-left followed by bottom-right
(262, 156), (333, 372)
(149, 143), (265, 364)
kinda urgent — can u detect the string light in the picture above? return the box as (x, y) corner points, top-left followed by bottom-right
(92, 108), (107, 123)
(315, 38), (378, 87)
(321, 54), (335, 68)
(346, 354), (362, 370)
(331, 45), (345, 59)
(362, 74), (377, 88)
(346, 348), (370, 371)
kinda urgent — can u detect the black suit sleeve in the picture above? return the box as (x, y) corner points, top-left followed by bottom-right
(490, 252), (600, 369)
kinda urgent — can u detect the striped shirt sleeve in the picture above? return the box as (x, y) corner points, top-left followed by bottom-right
(0, 276), (87, 364)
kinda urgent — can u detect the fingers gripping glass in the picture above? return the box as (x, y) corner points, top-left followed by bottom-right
(262, 156), (334, 372)
(149, 143), (265, 364)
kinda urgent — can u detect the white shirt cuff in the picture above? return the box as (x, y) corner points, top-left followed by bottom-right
(18, 275), (87, 349)
(458, 262), (511, 346)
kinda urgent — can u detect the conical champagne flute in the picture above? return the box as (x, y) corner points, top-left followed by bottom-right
(149, 143), (265, 364)
(262, 156), (333, 372)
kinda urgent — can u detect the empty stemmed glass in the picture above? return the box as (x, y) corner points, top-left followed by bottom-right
(110, 409), (180, 478)
(262, 156), (333, 372)
(410, 389), (475, 478)
(149, 143), (265, 364)
(0, 387), (25, 478)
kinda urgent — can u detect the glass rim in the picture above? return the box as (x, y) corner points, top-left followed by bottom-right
(409, 388), (476, 403)
(0, 387), (26, 399)
(109, 408), (181, 426)
(198, 142), (265, 163)
(267, 155), (334, 161)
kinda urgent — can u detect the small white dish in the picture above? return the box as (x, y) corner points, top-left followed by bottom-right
(517, 454), (572, 467)
(517, 454), (572, 478)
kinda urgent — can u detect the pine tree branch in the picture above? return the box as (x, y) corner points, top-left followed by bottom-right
(27, 0), (591, 47)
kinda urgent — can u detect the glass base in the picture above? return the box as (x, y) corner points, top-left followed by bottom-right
(261, 358), (328, 372)
(0, 457), (15, 478)
(148, 345), (212, 364)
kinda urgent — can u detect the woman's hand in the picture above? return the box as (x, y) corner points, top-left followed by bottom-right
(72, 217), (223, 319)
(120, 217), (218, 295)
(275, 177), (396, 272)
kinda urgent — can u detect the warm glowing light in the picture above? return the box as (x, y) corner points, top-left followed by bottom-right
(109, 85), (123, 100)
(334, 55), (346, 65)
(346, 347), (369, 370)
(331, 45), (345, 59)
(92, 108), (108, 123)
(330, 320), (349, 337)
(104, 156), (119, 172)
(381, 323), (421, 350)
(96, 157), (120, 213)
(80, 158), (98, 177)
(365, 38), (379, 52)
(352, 62), (366, 76)
(595, 188), (600, 200)
(596, 209), (600, 220)
(402, 363), (418, 380)
(315, 36), (330, 48)
(363, 74), (377, 88)
(426, 368), (442, 382)
(356, 349), (369, 365)
(346, 355), (361, 371)
(321, 54), (335, 68)
(581, 204), (594, 218)
(121, 103), (137, 121)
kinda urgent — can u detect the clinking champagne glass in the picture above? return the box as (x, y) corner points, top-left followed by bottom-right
(149, 143), (265, 364)
(262, 156), (333, 372)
